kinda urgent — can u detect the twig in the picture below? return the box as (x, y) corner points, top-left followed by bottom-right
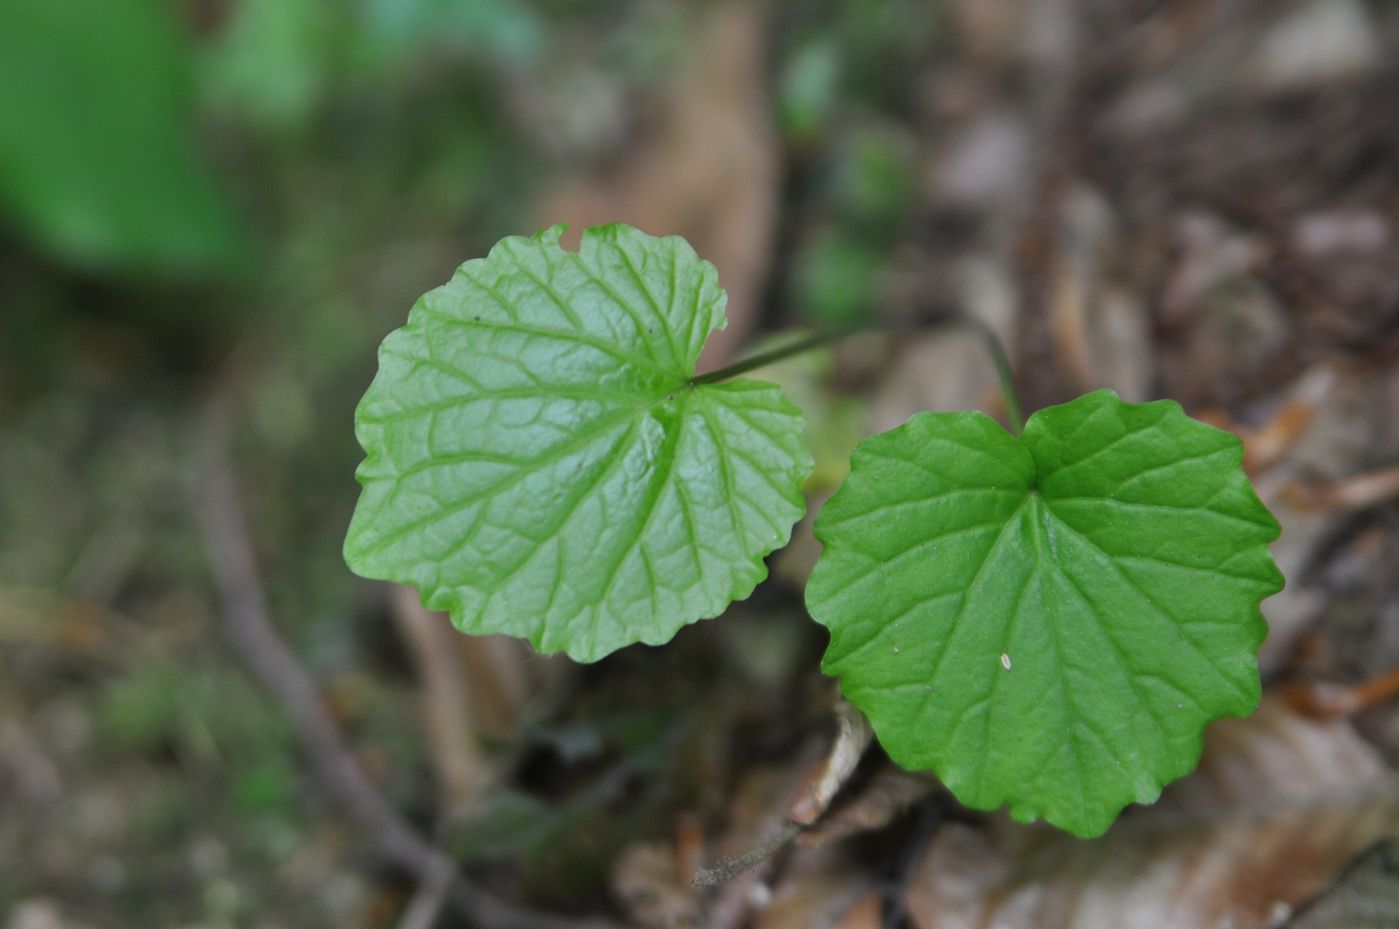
(1285, 466), (1399, 512)
(393, 853), (455, 929)
(392, 585), (495, 819)
(698, 816), (803, 929)
(191, 395), (618, 929)
(690, 315), (1024, 434)
(692, 820), (805, 887)
(1283, 665), (1399, 719)
(694, 699), (873, 890)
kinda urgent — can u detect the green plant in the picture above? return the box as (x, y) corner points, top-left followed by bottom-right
(344, 223), (1283, 838)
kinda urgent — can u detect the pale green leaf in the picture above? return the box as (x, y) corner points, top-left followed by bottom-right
(806, 390), (1283, 837)
(345, 224), (811, 661)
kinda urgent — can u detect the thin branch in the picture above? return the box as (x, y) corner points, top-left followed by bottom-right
(692, 700), (873, 889)
(692, 819), (804, 887)
(191, 395), (618, 929)
(394, 854), (454, 929)
(392, 585), (495, 819)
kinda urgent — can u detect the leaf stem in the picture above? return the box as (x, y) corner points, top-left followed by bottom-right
(961, 316), (1024, 435)
(692, 316), (1025, 434)
(689, 323), (870, 385)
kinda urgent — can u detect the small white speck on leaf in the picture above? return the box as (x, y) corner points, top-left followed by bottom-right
(1000, 653), (1012, 670)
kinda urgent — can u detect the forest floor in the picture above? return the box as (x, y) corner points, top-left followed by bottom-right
(2, 1), (1399, 928)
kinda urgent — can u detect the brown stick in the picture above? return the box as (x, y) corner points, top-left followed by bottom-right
(392, 585), (495, 818)
(191, 396), (618, 929)
(692, 820), (804, 888)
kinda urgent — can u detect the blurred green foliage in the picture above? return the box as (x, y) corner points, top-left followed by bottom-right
(357, 0), (545, 68)
(205, 0), (544, 133)
(751, 342), (868, 490)
(776, 0), (933, 326)
(99, 662), (300, 817)
(0, 0), (249, 275)
(793, 127), (917, 324)
(204, 0), (342, 131)
(779, 37), (841, 141)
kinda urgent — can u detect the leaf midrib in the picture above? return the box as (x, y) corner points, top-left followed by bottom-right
(848, 482), (1240, 821)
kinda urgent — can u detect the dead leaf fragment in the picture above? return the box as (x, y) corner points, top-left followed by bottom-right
(613, 840), (703, 929)
(904, 697), (1399, 929)
(1283, 839), (1399, 929)
(789, 701), (873, 826)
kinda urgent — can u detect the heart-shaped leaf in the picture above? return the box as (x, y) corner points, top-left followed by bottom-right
(345, 224), (812, 661)
(806, 390), (1283, 837)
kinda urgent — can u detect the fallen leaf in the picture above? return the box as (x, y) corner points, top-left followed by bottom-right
(904, 696), (1399, 929)
(751, 843), (882, 929)
(1283, 839), (1399, 929)
(613, 839), (702, 929)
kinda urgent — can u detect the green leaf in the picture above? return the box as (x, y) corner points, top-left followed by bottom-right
(345, 224), (812, 662)
(806, 390), (1283, 837)
(0, 0), (247, 274)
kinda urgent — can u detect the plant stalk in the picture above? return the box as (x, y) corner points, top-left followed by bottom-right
(962, 316), (1024, 435)
(693, 316), (1025, 434)
(689, 323), (869, 385)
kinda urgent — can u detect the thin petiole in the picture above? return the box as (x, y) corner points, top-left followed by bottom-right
(688, 323), (870, 385)
(692, 315), (1025, 434)
(960, 316), (1024, 435)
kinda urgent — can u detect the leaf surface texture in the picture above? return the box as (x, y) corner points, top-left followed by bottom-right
(346, 224), (811, 661)
(806, 390), (1283, 836)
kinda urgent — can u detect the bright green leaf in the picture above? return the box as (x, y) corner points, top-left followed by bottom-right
(345, 224), (812, 662)
(806, 390), (1283, 837)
